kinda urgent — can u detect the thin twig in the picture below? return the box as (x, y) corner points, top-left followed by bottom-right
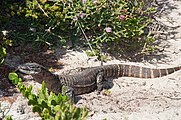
(35, 0), (49, 17)
(77, 21), (99, 61)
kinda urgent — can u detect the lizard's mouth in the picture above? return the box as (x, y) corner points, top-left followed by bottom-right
(15, 66), (41, 75)
(14, 63), (46, 75)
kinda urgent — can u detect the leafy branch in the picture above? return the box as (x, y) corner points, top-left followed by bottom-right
(8, 72), (88, 120)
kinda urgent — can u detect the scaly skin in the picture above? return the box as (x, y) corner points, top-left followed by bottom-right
(15, 63), (181, 96)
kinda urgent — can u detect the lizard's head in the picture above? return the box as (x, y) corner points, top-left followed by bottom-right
(16, 63), (46, 75)
(15, 62), (49, 85)
(15, 63), (62, 94)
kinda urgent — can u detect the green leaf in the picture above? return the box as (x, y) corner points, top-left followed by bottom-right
(8, 72), (18, 81)
(42, 108), (51, 119)
(17, 82), (23, 90)
(24, 90), (29, 97)
(41, 100), (48, 108)
(2, 46), (6, 54)
(55, 111), (61, 120)
(37, 81), (48, 101)
(73, 108), (81, 119)
(5, 115), (13, 120)
(28, 94), (37, 102)
(13, 77), (20, 85)
(54, 105), (61, 112)
(8, 72), (20, 85)
(0, 58), (4, 64)
(27, 85), (33, 92)
(51, 99), (57, 106)
(60, 94), (68, 102)
(19, 84), (25, 93)
(0, 46), (6, 63)
(32, 105), (42, 113)
(28, 99), (38, 106)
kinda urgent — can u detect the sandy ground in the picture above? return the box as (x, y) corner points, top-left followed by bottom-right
(56, 0), (181, 120)
(1, 0), (181, 119)
(56, 0), (181, 119)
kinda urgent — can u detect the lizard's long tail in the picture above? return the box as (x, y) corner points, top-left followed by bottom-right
(102, 64), (181, 78)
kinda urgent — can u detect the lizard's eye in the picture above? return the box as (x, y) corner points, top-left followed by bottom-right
(28, 66), (41, 74)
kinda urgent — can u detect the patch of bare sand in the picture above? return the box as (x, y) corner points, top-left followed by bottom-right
(56, 49), (181, 120)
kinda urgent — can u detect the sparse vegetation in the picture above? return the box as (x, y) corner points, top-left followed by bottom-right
(8, 72), (88, 120)
(0, 31), (12, 64)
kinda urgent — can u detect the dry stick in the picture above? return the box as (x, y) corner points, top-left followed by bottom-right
(35, 0), (49, 18)
(34, 0), (54, 46)
(77, 21), (100, 63)
(33, 1), (101, 64)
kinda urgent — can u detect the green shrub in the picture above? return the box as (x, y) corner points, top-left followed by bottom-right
(0, 31), (12, 64)
(8, 72), (88, 120)
(5, 115), (13, 120)
(1, 0), (154, 54)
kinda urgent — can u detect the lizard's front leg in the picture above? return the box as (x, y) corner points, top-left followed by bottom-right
(96, 69), (104, 94)
(62, 86), (75, 103)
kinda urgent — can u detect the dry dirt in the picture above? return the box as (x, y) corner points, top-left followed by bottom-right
(1, 0), (181, 120)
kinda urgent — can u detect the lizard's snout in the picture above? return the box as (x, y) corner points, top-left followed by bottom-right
(15, 64), (41, 75)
